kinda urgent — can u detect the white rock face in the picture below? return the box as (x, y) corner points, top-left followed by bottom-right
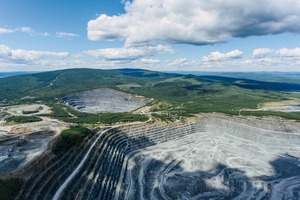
(121, 115), (300, 200)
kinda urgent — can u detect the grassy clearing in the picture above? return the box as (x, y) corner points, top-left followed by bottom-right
(45, 102), (149, 125)
(97, 113), (148, 124)
(152, 113), (178, 122)
(240, 110), (300, 121)
(130, 80), (289, 114)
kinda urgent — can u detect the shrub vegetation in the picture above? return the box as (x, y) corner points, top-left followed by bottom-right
(6, 116), (42, 123)
(52, 126), (92, 154)
(0, 179), (21, 200)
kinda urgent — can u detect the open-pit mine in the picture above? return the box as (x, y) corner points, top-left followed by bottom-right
(61, 88), (150, 114)
(0, 104), (69, 178)
(2, 113), (300, 200)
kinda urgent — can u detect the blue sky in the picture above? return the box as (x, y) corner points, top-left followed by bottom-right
(0, 0), (300, 72)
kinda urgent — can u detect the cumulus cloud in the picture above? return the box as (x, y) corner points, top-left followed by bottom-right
(253, 48), (274, 58)
(202, 49), (243, 62)
(0, 44), (68, 64)
(278, 48), (300, 57)
(84, 45), (173, 60)
(88, 0), (300, 46)
(0, 45), (11, 57)
(56, 32), (80, 38)
(2, 44), (300, 72)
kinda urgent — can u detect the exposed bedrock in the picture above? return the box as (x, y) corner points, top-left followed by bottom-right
(61, 88), (150, 114)
(122, 116), (300, 200)
(0, 131), (54, 176)
(13, 115), (300, 200)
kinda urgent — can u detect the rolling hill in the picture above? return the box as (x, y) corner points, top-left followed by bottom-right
(1, 68), (300, 121)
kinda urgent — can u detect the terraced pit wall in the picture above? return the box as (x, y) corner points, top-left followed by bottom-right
(118, 115), (300, 200)
(124, 121), (206, 152)
(14, 120), (205, 200)
(12, 115), (300, 200)
(204, 115), (300, 148)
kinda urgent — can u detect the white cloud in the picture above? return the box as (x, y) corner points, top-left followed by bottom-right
(252, 47), (300, 58)
(252, 48), (274, 58)
(244, 59), (253, 64)
(164, 58), (200, 69)
(19, 26), (35, 34)
(88, 0), (300, 46)
(18, 27), (50, 36)
(0, 44), (68, 64)
(11, 50), (68, 61)
(0, 28), (14, 34)
(141, 58), (160, 64)
(166, 58), (188, 66)
(0, 45), (11, 57)
(56, 32), (80, 38)
(2, 44), (300, 72)
(84, 45), (173, 60)
(278, 48), (300, 57)
(201, 57), (283, 71)
(0, 26), (49, 36)
(202, 49), (243, 62)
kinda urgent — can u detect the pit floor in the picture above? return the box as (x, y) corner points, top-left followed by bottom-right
(123, 128), (300, 200)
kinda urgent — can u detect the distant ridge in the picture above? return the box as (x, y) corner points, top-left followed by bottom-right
(0, 68), (300, 120)
(0, 72), (37, 79)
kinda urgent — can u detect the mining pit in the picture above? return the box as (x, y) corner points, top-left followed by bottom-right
(0, 131), (54, 176)
(0, 104), (70, 177)
(61, 88), (150, 114)
(8, 114), (300, 200)
(261, 104), (300, 112)
(122, 115), (300, 200)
